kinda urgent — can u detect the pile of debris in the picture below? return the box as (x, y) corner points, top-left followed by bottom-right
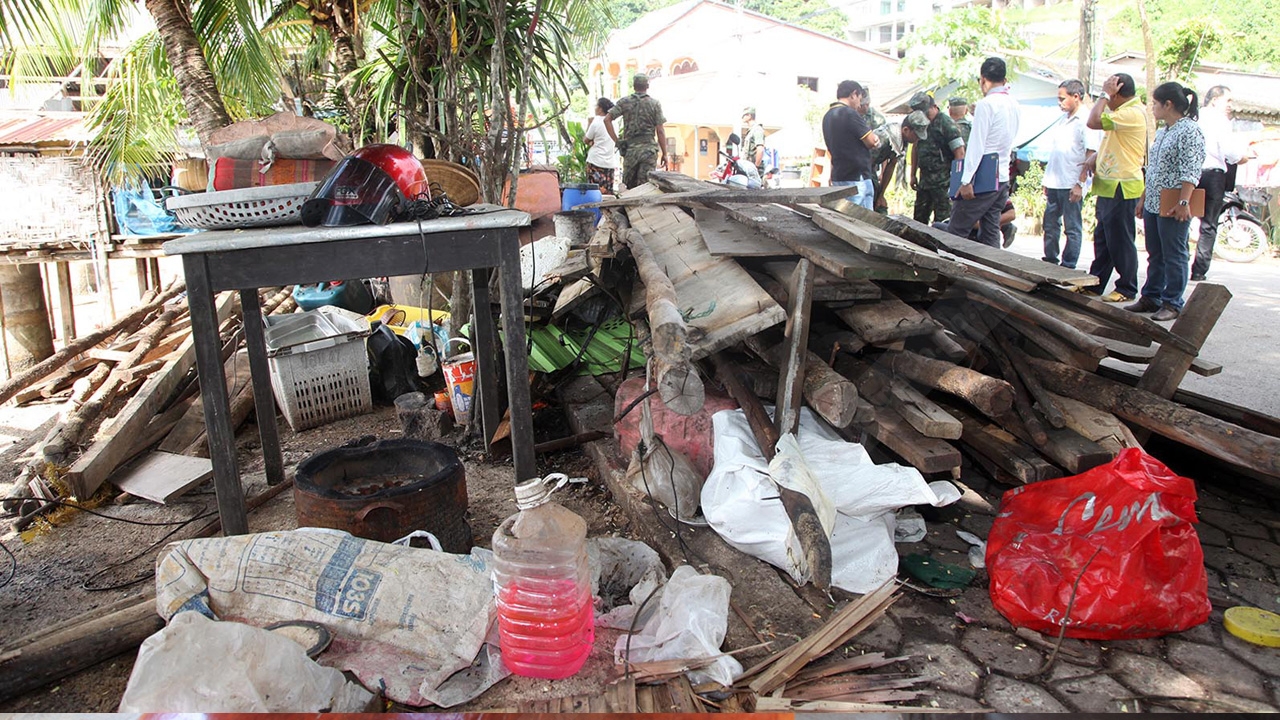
(2, 284), (296, 527)
(577, 171), (1280, 495)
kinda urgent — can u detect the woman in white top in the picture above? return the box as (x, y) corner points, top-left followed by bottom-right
(584, 98), (619, 194)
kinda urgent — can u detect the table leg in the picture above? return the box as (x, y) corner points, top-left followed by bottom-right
(239, 289), (285, 487)
(471, 268), (501, 449)
(184, 256), (248, 535)
(497, 232), (536, 483)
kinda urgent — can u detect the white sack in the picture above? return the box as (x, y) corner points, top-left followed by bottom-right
(119, 612), (374, 712)
(614, 565), (741, 686)
(154, 528), (502, 707)
(701, 408), (960, 593)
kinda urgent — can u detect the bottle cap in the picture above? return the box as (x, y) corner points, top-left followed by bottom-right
(514, 473), (570, 510)
(1224, 606), (1280, 647)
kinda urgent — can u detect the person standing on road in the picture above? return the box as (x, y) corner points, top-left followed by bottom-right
(949, 97), (972, 144)
(1085, 73), (1147, 302)
(947, 57), (1019, 248)
(584, 97), (619, 195)
(1041, 79), (1099, 269)
(1191, 85), (1249, 281)
(604, 73), (669, 189)
(908, 91), (965, 225)
(822, 80), (880, 210)
(743, 107), (767, 176)
(1126, 82), (1206, 322)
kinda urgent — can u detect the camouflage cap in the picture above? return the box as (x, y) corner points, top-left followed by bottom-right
(948, 96), (969, 107)
(903, 111), (930, 140)
(742, 106), (756, 117)
(908, 91), (934, 112)
(633, 72), (650, 87)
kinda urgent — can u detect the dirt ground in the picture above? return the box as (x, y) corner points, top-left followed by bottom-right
(0, 397), (636, 713)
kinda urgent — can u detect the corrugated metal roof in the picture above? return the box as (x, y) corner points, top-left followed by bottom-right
(0, 114), (90, 146)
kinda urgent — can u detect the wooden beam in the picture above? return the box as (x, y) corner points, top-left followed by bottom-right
(944, 401), (1062, 484)
(585, 178), (858, 208)
(64, 292), (237, 498)
(1099, 336), (1222, 376)
(955, 277), (1108, 359)
(54, 261), (75, 341)
(1035, 283), (1199, 356)
(1136, 282), (1231, 399)
(833, 291), (937, 345)
(853, 405), (962, 475)
(807, 206), (957, 275)
(692, 207), (790, 257)
(1028, 357), (1280, 483)
(775, 259), (816, 437)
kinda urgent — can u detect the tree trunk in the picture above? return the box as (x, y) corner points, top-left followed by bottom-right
(144, 0), (231, 149)
(1135, 0), (1159, 137)
(0, 264), (54, 378)
(1078, 0), (1095, 89)
(330, 20), (367, 145)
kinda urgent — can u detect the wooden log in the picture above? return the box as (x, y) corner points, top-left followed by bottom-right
(1028, 357), (1280, 482)
(944, 401), (1061, 484)
(775, 259), (816, 437)
(993, 330), (1066, 429)
(711, 353), (833, 590)
(744, 336), (872, 428)
(633, 318), (705, 417)
(64, 293), (237, 498)
(1046, 392), (1138, 456)
(962, 307), (1049, 446)
(1035, 283), (1199, 356)
(847, 363), (959, 440)
(0, 281), (185, 405)
(927, 328), (968, 362)
(624, 228), (689, 363)
(955, 277), (1108, 359)
(885, 350), (1014, 418)
(997, 312), (1101, 372)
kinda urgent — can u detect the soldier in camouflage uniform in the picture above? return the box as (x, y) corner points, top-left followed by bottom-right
(949, 96), (972, 144)
(908, 91), (966, 225)
(605, 73), (669, 189)
(860, 91), (898, 213)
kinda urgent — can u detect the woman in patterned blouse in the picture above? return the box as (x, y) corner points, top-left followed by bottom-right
(1127, 81), (1206, 321)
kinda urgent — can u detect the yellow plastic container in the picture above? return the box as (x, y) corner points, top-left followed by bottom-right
(1224, 606), (1280, 647)
(367, 304), (451, 336)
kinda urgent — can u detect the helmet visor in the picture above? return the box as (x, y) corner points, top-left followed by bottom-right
(301, 156), (404, 227)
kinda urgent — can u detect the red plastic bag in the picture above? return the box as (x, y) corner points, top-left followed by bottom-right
(986, 448), (1210, 639)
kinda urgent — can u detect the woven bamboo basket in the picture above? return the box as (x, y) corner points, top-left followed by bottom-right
(421, 160), (481, 207)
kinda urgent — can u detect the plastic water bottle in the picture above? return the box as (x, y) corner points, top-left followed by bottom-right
(491, 475), (594, 679)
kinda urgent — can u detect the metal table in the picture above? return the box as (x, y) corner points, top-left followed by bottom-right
(164, 210), (535, 535)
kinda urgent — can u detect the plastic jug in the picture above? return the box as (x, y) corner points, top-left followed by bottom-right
(491, 475), (594, 679)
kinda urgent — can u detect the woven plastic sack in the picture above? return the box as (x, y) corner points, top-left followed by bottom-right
(986, 448), (1211, 639)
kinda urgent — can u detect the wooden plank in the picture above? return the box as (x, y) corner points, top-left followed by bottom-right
(887, 377), (962, 440)
(113, 451), (213, 503)
(854, 404), (962, 475)
(808, 207), (958, 275)
(1014, 289), (1147, 344)
(54, 261), (75, 341)
(1099, 336), (1222, 376)
(722, 203), (939, 282)
(550, 276), (600, 320)
(833, 291), (936, 345)
(1035, 283), (1199, 356)
(692, 207), (791, 257)
(944, 400), (1061, 484)
(1136, 282), (1232, 399)
(64, 292), (236, 498)
(995, 408), (1116, 474)
(775, 258), (815, 437)
(760, 261), (880, 302)
(823, 200), (1098, 288)
(85, 347), (131, 363)
(1047, 392), (1138, 455)
(586, 180), (858, 209)
(627, 190), (785, 361)
(955, 277), (1109, 359)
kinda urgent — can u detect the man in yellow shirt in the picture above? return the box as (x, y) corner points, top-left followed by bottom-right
(1085, 73), (1146, 302)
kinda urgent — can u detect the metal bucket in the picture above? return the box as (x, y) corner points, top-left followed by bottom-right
(553, 210), (597, 245)
(294, 437), (472, 551)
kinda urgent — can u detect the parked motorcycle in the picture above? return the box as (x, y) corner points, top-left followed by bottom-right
(1211, 190), (1270, 263)
(710, 133), (762, 189)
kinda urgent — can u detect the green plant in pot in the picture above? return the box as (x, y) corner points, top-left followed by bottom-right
(557, 121), (590, 187)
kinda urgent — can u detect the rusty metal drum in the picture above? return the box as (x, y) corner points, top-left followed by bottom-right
(294, 437), (472, 552)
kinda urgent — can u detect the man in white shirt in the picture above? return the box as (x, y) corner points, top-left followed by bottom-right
(1041, 78), (1100, 269)
(1191, 85), (1248, 280)
(947, 56), (1021, 248)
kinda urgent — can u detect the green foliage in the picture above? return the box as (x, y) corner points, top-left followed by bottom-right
(901, 7), (1028, 101)
(740, 0), (850, 37)
(605, 0), (681, 30)
(556, 120), (588, 183)
(1156, 18), (1223, 81)
(1011, 160), (1046, 222)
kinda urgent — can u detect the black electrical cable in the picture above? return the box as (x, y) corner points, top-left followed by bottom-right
(21, 498), (217, 526)
(82, 511), (209, 592)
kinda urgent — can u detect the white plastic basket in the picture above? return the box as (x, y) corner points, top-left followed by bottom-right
(265, 306), (372, 431)
(166, 182), (319, 230)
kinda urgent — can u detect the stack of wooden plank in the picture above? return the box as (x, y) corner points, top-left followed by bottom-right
(585, 173), (1280, 500)
(2, 285), (298, 527)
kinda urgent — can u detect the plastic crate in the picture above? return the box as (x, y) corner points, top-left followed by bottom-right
(165, 182), (318, 230)
(265, 306), (372, 431)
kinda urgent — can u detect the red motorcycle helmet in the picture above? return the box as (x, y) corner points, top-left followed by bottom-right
(301, 144), (430, 227)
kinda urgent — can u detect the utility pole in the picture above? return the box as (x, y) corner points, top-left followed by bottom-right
(1078, 0), (1095, 90)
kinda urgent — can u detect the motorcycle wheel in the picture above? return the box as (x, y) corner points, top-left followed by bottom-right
(1214, 217), (1269, 263)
